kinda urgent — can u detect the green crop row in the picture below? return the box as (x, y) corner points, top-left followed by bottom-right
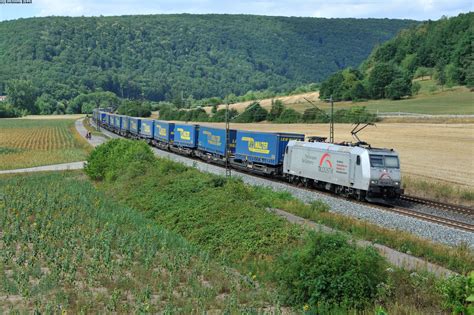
(0, 172), (272, 312)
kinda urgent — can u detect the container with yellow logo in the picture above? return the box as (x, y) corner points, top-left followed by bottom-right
(153, 121), (175, 143)
(174, 124), (199, 148)
(198, 126), (236, 157)
(235, 130), (304, 165)
(139, 119), (154, 138)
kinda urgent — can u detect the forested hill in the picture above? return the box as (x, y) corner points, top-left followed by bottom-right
(318, 12), (473, 102)
(0, 15), (415, 103)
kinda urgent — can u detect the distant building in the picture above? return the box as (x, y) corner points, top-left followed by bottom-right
(0, 96), (6, 102)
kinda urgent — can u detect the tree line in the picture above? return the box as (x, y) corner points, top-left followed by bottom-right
(159, 99), (377, 124)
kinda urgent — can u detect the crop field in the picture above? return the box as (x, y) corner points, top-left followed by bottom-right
(0, 172), (270, 312)
(199, 122), (474, 189)
(0, 119), (90, 170)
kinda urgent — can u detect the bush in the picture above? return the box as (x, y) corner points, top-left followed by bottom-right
(85, 139), (155, 181)
(437, 273), (474, 314)
(302, 107), (329, 123)
(276, 108), (301, 123)
(275, 232), (387, 309)
(233, 102), (268, 123)
(117, 100), (152, 117)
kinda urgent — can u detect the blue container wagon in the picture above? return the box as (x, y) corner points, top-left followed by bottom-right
(139, 119), (155, 141)
(153, 121), (175, 150)
(129, 117), (142, 138)
(197, 126), (237, 162)
(171, 123), (199, 155)
(233, 130), (304, 175)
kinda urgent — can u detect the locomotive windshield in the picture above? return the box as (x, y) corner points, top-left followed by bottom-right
(370, 155), (399, 168)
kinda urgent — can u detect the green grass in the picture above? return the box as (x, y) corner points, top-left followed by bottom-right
(0, 171), (271, 312)
(0, 119), (91, 170)
(290, 81), (473, 115)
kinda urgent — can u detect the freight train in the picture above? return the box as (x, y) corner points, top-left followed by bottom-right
(93, 110), (403, 202)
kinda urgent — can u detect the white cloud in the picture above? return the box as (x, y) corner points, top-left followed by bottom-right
(35, 0), (86, 16)
(1, 0), (472, 21)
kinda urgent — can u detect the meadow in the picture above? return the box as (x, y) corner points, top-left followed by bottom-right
(0, 119), (90, 170)
(0, 171), (271, 312)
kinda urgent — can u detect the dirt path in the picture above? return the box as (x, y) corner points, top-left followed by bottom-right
(0, 161), (85, 174)
(75, 118), (108, 147)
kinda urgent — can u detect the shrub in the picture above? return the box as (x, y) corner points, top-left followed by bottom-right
(275, 232), (387, 309)
(437, 273), (474, 314)
(85, 139), (155, 181)
(302, 107), (329, 123)
(233, 102), (268, 123)
(276, 108), (301, 123)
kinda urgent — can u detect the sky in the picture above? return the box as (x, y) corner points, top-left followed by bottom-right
(0, 0), (472, 22)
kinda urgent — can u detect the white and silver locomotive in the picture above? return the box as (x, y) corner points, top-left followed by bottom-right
(283, 140), (403, 202)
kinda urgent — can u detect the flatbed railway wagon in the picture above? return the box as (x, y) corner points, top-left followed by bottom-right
(233, 130), (304, 175)
(152, 121), (175, 150)
(171, 123), (199, 155)
(196, 126), (237, 163)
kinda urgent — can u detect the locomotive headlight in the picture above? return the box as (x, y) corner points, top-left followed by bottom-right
(370, 180), (378, 185)
(394, 181), (400, 186)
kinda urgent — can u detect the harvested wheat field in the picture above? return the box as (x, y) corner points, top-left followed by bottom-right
(202, 91), (320, 114)
(0, 119), (91, 170)
(199, 122), (474, 187)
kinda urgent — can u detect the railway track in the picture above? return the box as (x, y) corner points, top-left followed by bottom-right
(400, 194), (474, 217)
(379, 204), (474, 233)
(95, 122), (474, 234)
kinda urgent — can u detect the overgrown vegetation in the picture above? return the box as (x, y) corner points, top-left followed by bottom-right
(83, 139), (473, 312)
(319, 13), (473, 102)
(0, 172), (271, 312)
(0, 119), (90, 170)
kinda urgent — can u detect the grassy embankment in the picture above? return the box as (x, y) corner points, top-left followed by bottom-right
(85, 139), (472, 313)
(0, 119), (90, 170)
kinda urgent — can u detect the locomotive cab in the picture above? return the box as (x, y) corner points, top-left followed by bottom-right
(366, 150), (403, 201)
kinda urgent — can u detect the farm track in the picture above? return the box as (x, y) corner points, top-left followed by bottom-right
(94, 122), (474, 234)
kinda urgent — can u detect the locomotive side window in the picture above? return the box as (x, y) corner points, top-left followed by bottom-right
(385, 156), (399, 168)
(369, 155), (384, 167)
(356, 156), (361, 165)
